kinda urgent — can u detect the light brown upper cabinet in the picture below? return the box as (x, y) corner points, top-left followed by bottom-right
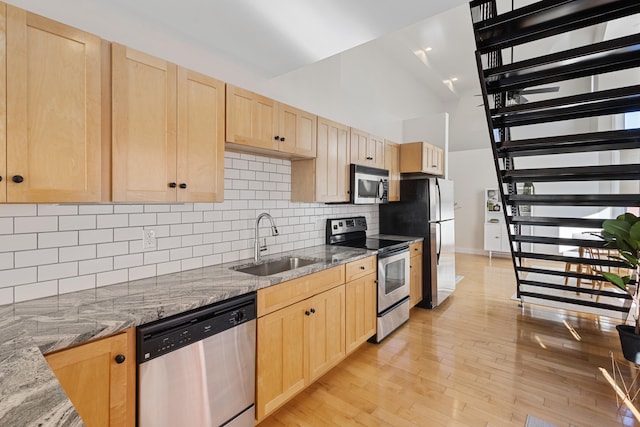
(384, 140), (400, 202)
(350, 128), (384, 169)
(291, 117), (350, 203)
(112, 44), (224, 202)
(226, 85), (316, 158)
(400, 141), (445, 176)
(2, 4), (105, 203)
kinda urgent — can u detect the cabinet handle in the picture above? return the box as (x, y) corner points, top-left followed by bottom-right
(305, 310), (311, 316)
(360, 266), (365, 270)
(280, 137), (285, 142)
(12, 175), (24, 184)
(310, 308), (315, 314)
(179, 183), (187, 189)
(169, 182), (177, 188)
(274, 135), (280, 141)
(115, 354), (126, 364)
(0, 176), (2, 182)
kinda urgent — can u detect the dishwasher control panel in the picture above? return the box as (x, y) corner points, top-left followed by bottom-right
(137, 292), (257, 363)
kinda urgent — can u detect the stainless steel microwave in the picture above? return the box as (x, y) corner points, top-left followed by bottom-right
(350, 164), (389, 204)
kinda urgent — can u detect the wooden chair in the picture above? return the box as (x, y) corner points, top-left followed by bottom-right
(584, 247), (631, 302)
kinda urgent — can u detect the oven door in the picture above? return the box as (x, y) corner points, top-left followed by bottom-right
(377, 247), (410, 312)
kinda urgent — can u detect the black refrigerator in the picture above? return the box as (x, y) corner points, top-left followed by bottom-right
(379, 177), (456, 309)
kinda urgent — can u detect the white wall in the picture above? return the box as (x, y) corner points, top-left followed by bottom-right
(448, 148), (499, 254)
(0, 152), (378, 305)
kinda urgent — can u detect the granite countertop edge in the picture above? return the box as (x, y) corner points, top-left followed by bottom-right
(1, 241), (432, 426)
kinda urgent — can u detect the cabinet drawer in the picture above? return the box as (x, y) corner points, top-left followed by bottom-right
(410, 242), (423, 257)
(345, 256), (376, 282)
(257, 265), (345, 317)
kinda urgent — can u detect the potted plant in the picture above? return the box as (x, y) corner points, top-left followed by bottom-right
(595, 213), (640, 362)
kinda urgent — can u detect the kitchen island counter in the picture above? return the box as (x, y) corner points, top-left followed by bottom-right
(0, 245), (373, 426)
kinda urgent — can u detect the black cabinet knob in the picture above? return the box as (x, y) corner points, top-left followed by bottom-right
(305, 310), (311, 316)
(310, 308), (316, 314)
(179, 183), (187, 189)
(12, 175), (24, 183)
(280, 137), (285, 142)
(115, 354), (126, 364)
(274, 135), (280, 141)
(0, 176), (2, 182)
(360, 266), (365, 270)
(169, 182), (177, 188)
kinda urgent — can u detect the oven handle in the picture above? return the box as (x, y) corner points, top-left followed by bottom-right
(378, 245), (409, 259)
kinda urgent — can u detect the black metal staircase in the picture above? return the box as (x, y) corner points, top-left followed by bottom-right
(470, 0), (640, 317)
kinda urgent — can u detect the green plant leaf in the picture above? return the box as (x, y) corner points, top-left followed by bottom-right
(602, 272), (628, 290)
(603, 219), (631, 237)
(630, 221), (640, 242)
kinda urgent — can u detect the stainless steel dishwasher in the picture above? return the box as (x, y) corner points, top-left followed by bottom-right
(137, 293), (256, 427)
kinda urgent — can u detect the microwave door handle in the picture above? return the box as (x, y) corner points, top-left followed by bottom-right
(378, 179), (384, 201)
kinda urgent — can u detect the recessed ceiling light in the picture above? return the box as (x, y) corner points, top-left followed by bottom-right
(451, 77), (458, 82)
(424, 47), (432, 52)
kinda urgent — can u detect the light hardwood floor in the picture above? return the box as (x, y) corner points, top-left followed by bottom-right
(258, 253), (638, 427)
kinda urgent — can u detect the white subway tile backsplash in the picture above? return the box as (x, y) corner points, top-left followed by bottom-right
(15, 248), (58, 268)
(1, 234), (38, 252)
(38, 205), (79, 216)
(0, 267), (37, 287)
(79, 204), (113, 215)
(0, 287), (13, 305)
(97, 214), (129, 229)
(79, 258), (114, 275)
(15, 280), (57, 302)
(0, 253), (13, 270)
(156, 260), (181, 276)
(79, 229), (113, 245)
(59, 275), (96, 294)
(0, 218), (13, 235)
(97, 242), (129, 258)
(129, 265), (156, 281)
(14, 217), (58, 233)
(60, 245), (97, 262)
(38, 262), (78, 281)
(0, 204), (37, 217)
(97, 269), (128, 287)
(113, 254), (143, 270)
(59, 215), (96, 231)
(0, 152), (379, 305)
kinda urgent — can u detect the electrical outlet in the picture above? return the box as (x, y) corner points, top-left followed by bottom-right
(142, 228), (156, 249)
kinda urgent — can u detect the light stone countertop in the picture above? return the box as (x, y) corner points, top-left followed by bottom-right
(0, 244), (376, 427)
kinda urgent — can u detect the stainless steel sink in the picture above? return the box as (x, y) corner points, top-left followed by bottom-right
(231, 256), (319, 276)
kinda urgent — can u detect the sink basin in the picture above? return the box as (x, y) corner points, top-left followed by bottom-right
(232, 256), (319, 276)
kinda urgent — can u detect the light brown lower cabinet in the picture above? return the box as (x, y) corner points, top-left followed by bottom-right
(345, 273), (377, 354)
(45, 328), (136, 427)
(410, 242), (424, 307)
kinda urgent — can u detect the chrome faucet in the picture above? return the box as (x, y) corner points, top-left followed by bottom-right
(254, 212), (279, 262)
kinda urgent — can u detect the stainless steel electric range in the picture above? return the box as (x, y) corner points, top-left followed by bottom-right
(326, 216), (410, 342)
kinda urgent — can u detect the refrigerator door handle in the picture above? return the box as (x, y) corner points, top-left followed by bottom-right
(436, 221), (442, 264)
(436, 179), (442, 222)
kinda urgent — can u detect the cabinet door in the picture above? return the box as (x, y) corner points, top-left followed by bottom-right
(112, 43), (177, 202)
(279, 103), (316, 158)
(384, 141), (400, 202)
(315, 117), (350, 203)
(177, 68), (224, 202)
(308, 285), (345, 382)
(432, 146), (444, 176)
(345, 274), (376, 354)
(484, 223), (503, 252)
(370, 135), (385, 169)
(0, 5), (6, 203)
(256, 299), (307, 422)
(45, 330), (135, 427)
(226, 85), (278, 151)
(6, 6), (103, 202)
(350, 128), (370, 165)
(410, 254), (423, 308)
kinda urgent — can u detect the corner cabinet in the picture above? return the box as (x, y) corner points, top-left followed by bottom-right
(256, 266), (346, 422)
(225, 85), (316, 158)
(45, 328), (136, 427)
(409, 242), (423, 307)
(112, 44), (224, 202)
(291, 116), (350, 203)
(1, 4), (105, 203)
(400, 141), (444, 176)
